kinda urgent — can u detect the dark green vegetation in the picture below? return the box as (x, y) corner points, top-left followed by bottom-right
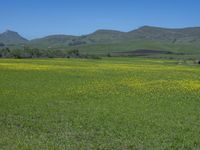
(0, 58), (200, 149)
(0, 47), (102, 59)
(1, 26), (200, 59)
(0, 47), (81, 59)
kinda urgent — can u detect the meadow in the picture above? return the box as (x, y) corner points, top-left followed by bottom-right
(0, 58), (200, 149)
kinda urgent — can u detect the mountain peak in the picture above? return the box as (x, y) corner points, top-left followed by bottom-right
(139, 25), (153, 29)
(5, 29), (15, 32)
(0, 30), (28, 44)
(1, 30), (21, 37)
(137, 26), (165, 31)
(92, 29), (124, 35)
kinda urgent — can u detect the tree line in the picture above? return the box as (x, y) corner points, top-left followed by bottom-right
(0, 47), (102, 59)
(0, 47), (81, 58)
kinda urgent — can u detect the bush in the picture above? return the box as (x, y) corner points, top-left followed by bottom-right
(0, 47), (83, 59)
(107, 53), (112, 57)
(0, 48), (11, 58)
(83, 54), (101, 59)
(10, 49), (23, 59)
(0, 42), (5, 47)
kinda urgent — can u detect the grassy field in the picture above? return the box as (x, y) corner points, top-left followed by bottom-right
(73, 41), (200, 60)
(27, 39), (200, 59)
(0, 58), (200, 149)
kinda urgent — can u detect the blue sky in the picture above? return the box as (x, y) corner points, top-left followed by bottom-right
(0, 0), (200, 39)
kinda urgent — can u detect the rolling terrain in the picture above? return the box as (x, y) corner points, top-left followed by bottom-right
(1, 26), (200, 58)
(29, 26), (200, 47)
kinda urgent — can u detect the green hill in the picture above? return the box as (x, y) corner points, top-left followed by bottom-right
(30, 35), (78, 48)
(1, 26), (200, 58)
(28, 26), (200, 50)
(126, 26), (200, 44)
(29, 29), (126, 48)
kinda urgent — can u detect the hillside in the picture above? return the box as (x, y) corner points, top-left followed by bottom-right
(30, 35), (78, 48)
(0, 30), (28, 45)
(28, 26), (200, 47)
(1, 26), (200, 58)
(83, 29), (126, 44)
(29, 29), (126, 48)
(127, 26), (200, 43)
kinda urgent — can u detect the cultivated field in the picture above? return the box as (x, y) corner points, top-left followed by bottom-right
(0, 58), (200, 149)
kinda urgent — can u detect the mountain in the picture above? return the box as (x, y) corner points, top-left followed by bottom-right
(84, 29), (126, 44)
(2, 26), (200, 47)
(30, 35), (78, 48)
(29, 29), (126, 48)
(28, 26), (200, 49)
(0, 30), (28, 44)
(74, 26), (200, 56)
(126, 26), (200, 43)
(1, 26), (200, 58)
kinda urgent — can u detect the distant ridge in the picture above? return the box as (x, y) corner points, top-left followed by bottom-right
(126, 26), (200, 43)
(1, 26), (200, 52)
(27, 26), (200, 48)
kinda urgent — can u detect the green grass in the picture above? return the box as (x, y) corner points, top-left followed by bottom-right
(27, 39), (200, 59)
(0, 58), (200, 149)
(75, 40), (200, 57)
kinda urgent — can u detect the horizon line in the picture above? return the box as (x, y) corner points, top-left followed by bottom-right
(1, 25), (200, 40)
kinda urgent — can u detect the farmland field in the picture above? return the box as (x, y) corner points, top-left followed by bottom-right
(0, 58), (200, 149)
